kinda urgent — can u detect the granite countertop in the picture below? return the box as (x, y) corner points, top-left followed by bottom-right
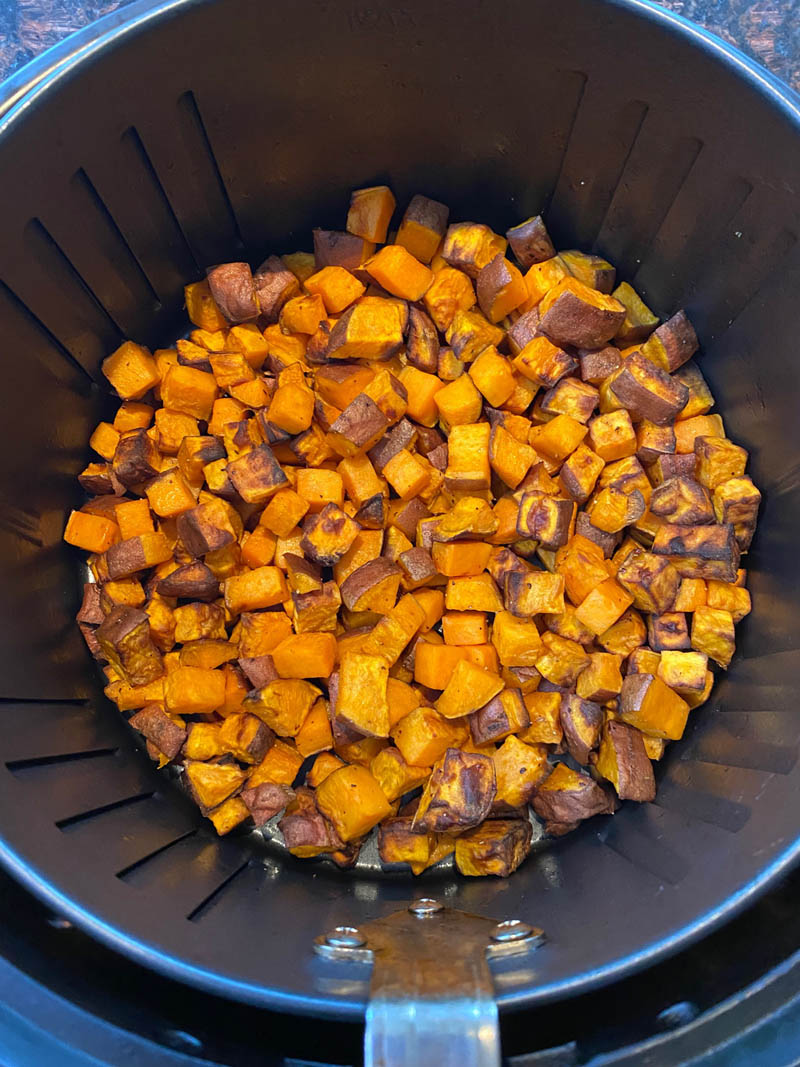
(0, 0), (798, 91)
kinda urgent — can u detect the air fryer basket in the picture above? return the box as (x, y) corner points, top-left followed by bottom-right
(0, 0), (799, 1020)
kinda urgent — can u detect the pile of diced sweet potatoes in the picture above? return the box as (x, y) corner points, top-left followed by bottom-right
(64, 184), (760, 878)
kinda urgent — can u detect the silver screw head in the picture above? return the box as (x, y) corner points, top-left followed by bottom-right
(409, 897), (443, 917)
(491, 919), (533, 943)
(325, 925), (366, 948)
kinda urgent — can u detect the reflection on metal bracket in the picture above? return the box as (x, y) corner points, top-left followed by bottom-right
(314, 899), (544, 1067)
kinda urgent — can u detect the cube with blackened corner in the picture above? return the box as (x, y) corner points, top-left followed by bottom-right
(598, 608), (647, 657)
(279, 788), (343, 857)
(691, 606), (736, 668)
(516, 492), (573, 549)
(336, 652), (390, 737)
(218, 713), (275, 765)
(608, 352), (689, 425)
(112, 428), (161, 488)
(184, 760), (247, 815)
(96, 606), (164, 686)
(455, 818), (533, 877)
(293, 582), (342, 633)
(514, 336), (577, 388)
(177, 498), (238, 556)
(594, 721), (656, 802)
(616, 549), (680, 614)
(650, 476), (714, 525)
(648, 612), (690, 651)
(370, 747), (430, 802)
(362, 369), (408, 426)
(560, 694), (603, 764)
(619, 673), (689, 739)
(520, 690), (562, 745)
(442, 222), (506, 279)
(657, 650), (709, 698)
(469, 688), (530, 745)
(694, 435), (748, 490)
(402, 306), (439, 373)
(301, 503), (361, 566)
(240, 782), (293, 827)
(636, 419), (676, 465)
(316, 765), (393, 842)
(505, 571), (565, 616)
(226, 443), (288, 504)
(652, 523), (740, 582)
(535, 632), (590, 686)
(576, 652), (623, 702)
(532, 762), (617, 836)
(128, 704), (186, 761)
(378, 816), (433, 875)
(414, 748), (496, 833)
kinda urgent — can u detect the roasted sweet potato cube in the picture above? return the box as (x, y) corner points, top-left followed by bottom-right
(490, 610), (542, 668)
(532, 762), (616, 836)
(292, 697), (334, 757)
(522, 256), (570, 313)
(627, 647), (662, 675)
(445, 573), (503, 613)
(396, 194), (449, 263)
(414, 748), (496, 833)
(505, 571), (565, 616)
(538, 276), (625, 348)
(556, 445), (604, 506)
(598, 607), (647, 657)
(519, 691), (562, 745)
(183, 722), (224, 761)
(173, 602), (226, 643)
(365, 245), (433, 302)
(248, 738), (304, 787)
(492, 734), (549, 808)
(506, 215), (555, 269)
(291, 583), (341, 633)
(304, 265), (365, 314)
(706, 579), (751, 622)
(652, 523), (739, 582)
(647, 612), (690, 651)
(435, 659), (504, 719)
(96, 606), (163, 686)
(454, 819), (532, 877)
(185, 279), (228, 331)
(102, 341), (160, 401)
(361, 593), (426, 665)
(316, 765), (392, 841)
(224, 566), (288, 614)
(639, 309), (697, 372)
(440, 610), (488, 647)
(608, 352), (689, 425)
(691, 605), (736, 668)
(532, 415), (588, 465)
(445, 309), (502, 365)
(378, 815), (434, 873)
(240, 781), (293, 826)
(619, 673), (689, 739)
(616, 549), (679, 614)
(347, 185), (396, 243)
(516, 492), (573, 549)
(574, 578), (633, 636)
(713, 475), (760, 535)
(340, 559), (400, 615)
(636, 419), (676, 465)
(468, 688), (529, 745)
(185, 760), (247, 814)
(559, 249), (615, 293)
(657, 650), (709, 698)
(434, 496), (498, 541)
(244, 678), (319, 736)
(540, 378), (599, 425)
(129, 704), (186, 761)
(442, 222), (506, 279)
(370, 746), (430, 802)
(217, 713), (274, 765)
(444, 423), (491, 491)
(672, 577), (707, 612)
(206, 262), (258, 323)
(164, 665), (226, 715)
(328, 394), (390, 457)
(489, 424), (536, 490)
(587, 410), (637, 464)
(513, 335), (576, 389)
(63, 510), (120, 554)
(335, 652), (390, 737)
(576, 652), (623, 702)
(695, 436), (747, 491)
(476, 255), (527, 323)
(311, 230), (370, 273)
(225, 444), (288, 505)
(423, 266), (476, 332)
(611, 282), (659, 345)
(559, 694), (602, 764)
(535, 631), (590, 686)
(595, 721), (655, 801)
(271, 632), (337, 679)
(391, 706), (460, 766)
(300, 503), (361, 566)
(326, 298), (405, 362)
(278, 787), (342, 857)
(674, 415), (725, 455)
(111, 428), (160, 489)
(467, 345), (516, 407)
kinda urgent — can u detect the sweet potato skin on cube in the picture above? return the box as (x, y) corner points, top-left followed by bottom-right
(532, 762), (617, 836)
(455, 819), (532, 877)
(414, 748), (496, 833)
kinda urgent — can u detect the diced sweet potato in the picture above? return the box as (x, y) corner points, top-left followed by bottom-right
(442, 222), (506, 279)
(619, 673), (689, 739)
(691, 605), (735, 668)
(271, 632), (337, 679)
(560, 694), (603, 764)
(129, 704), (186, 760)
(397, 195), (449, 263)
(639, 310), (697, 372)
(96, 606), (163, 686)
(608, 352), (688, 425)
(695, 435), (747, 491)
(595, 721), (656, 801)
(245, 678), (319, 735)
(538, 276), (625, 348)
(423, 266), (476, 332)
(455, 818), (532, 877)
(535, 631), (590, 686)
(415, 748), (496, 832)
(532, 762), (616, 836)
(506, 215), (555, 269)
(240, 782), (293, 826)
(316, 765), (392, 841)
(185, 760), (247, 814)
(347, 185), (396, 243)
(505, 571), (565, 616)
(652, 523), (740, 582)
(436, 659), (504, 719)
(517, 492), (573, 549)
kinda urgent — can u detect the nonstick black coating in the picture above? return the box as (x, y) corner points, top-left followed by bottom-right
(0, 0), (799, 1019)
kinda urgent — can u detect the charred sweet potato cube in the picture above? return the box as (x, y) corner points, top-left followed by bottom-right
(616, 549), (679, 613)
(423, 266), (476, 332)
(520, 690), (562, 745)
(455, 819), (532, 877)
(362, 369), (408, 426)
(397, 308), (438, 377)
(558, 444), (604, 505)
(177, 498), (239, 557)
(185, 761), (247, 814)
(657, 650), (709, 698)
(435, 659), (504, 719)
(226, 444), (288, 504)
(326, 298), (405, 361)
(535, 631), (590, 686)
(128, 704), (186, 761)
(491, 610), (542, 667)
(396, 194), (449, 263)
(468, 688), (529, 745)
(647, 612), (690, 652)
(414, 748), (496, 833)
(691, 605), (736, 668)
(636, 419), (676, 465)
(245, 677), (319, 736)
(370, 746), (430, 802)
(574, 578), (633, 636)
(532, 762), (616, 836)
(64, 510), (120, 554)
(608, 352), (689, 425)
(639, 309), (697, 372)
(177, 436), (226, 489)
(271, 633), (337, 679)
(516, 492), (573, 549)
(652, 523), (739, 581)
(560, 694), (603, 764)
(506, 215), (555, 269)
(278, 788), (342, 857)
(96, 606), (164, 686)
(300, 503), (361, 566)
(505, 571), (565, 616)
(540, 378), (599, 425)
(442, 222), (506, 279)
(619, 673), (689, 739)
(514, 335), (577, 388)
(292, 582), (342, 632)
(78, 462), (123, 496)
(112, 428), (161, 489)
(576, 652), (623, 702)
(316, 764), (392, 841)
(378, 816), (434, 873)
(538, 276), (625, 348)
(240, 781), (292, 826)
(595, 721), (655, 801)
(695, 435), (748, 491)
(347, 185), (396, 243)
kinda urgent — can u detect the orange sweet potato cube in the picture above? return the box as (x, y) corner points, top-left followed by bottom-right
(244, 678), (320, 736)
(224, 566), (289, 614)
(267, 383), (315, 435)
(383, 449), (431, 500)
(619, 673), (689, 739)
(272, 632), (337, 679)
(468, 345), (517, 406)
(316, 765), (392, 841)
(64, 510), (119, 553)
(305, 266), (365, 314)
(396, 194), (449, 264)
(336, 651), (390, 736)
(588, 410), (637, 462)
(102, 341), (160, 400)
(392, 706), (463, 766)
(160, 364), (218, 421)
(445, 423), (491, 491)
(347, 185), (396, 243)
(574, 578), (634, 635)
(248, 738), (304, 787)
(295, 468), (344, 513)
(535, 631), (590, 686)
(432, 541), (492, 577)
(165, 666), (226, 715)
(398, 366), (445, 427)
(145, 469), (197, 518)
(366, 245), (433, 301)
(436, 659), (504, 718)
(445, 573), (503, 613)
(532, 414), (588, 463)
(423, 266), (476, 332)
(435, 373), (484, 428)
(295, 698), (335, 757)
